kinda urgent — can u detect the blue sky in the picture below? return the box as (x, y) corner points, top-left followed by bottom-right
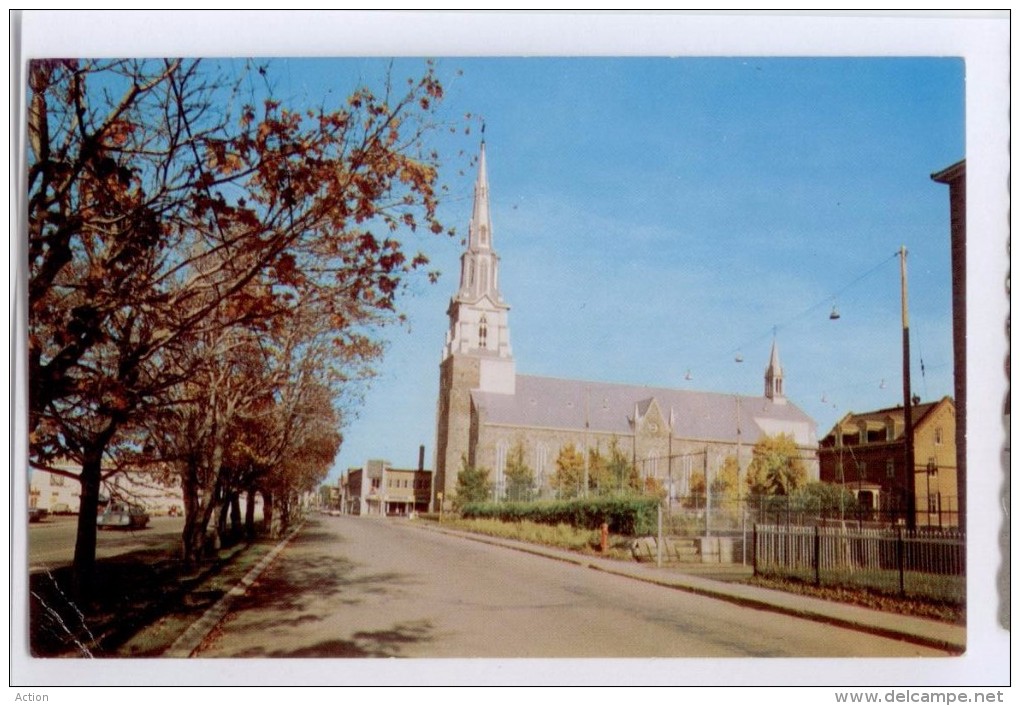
(298, 56), (965, 480)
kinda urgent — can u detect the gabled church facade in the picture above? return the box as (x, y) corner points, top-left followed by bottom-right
(433, 143), (818, 509)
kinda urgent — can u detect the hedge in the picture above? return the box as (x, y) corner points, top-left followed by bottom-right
(459, 496), (660, 536)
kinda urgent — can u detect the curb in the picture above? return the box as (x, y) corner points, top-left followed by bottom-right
(412, 522), (965, 654)
(163, 524), (303, 658)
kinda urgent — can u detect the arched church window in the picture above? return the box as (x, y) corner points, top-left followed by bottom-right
(495, 440), (508, 500)
(646, 451), (658, 479)
(478, 315), (488, 349)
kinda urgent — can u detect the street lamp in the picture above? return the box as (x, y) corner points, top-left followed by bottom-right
(829, 246), (915, 529)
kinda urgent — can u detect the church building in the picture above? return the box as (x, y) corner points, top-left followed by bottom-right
(433, 143), (818, 508)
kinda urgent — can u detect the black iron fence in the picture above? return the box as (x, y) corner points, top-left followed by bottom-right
(662, 493), (961, 535)
(753, 524), (965, 602)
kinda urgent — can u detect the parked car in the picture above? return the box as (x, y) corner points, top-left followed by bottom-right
(97, 503), (150, 530)
(50, 502), (75, 515)
(28, 507), (48, 523)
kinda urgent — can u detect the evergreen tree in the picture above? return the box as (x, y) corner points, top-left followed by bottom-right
(455, 456), (492, 507)
(606, 437), (640, 495)
(504, 442), (535, 502)
(552, 444), (585, 499)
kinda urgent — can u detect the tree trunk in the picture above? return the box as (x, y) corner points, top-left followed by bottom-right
(263, 489), (276, 538)
(229, 493), (242, 539)
(280, 494), (290, 535)
(183, 471), (219, 563)
(214, 491), (230, 550)
(181, 456), (201, 566)
(244, 489), (256, 541)
(72, 445), (104, 600)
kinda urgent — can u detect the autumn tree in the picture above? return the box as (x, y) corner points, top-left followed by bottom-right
(745, 433), (807, 497)
(503, 441), (534, 502)
(257, 377), (342, 537)
(713, 454), (741, 502)
(26, 57), (456, 595)
(684, 471), (707, 509)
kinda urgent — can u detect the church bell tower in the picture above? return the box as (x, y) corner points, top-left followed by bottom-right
(434, 141), (515, 508)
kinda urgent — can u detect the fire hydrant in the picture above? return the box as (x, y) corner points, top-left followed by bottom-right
(600, 522), (609, 553)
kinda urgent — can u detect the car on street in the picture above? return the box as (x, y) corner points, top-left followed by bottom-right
(28, 507), (48, 523)
(97, 502), (150, 530)
(50, 502), (75, 515)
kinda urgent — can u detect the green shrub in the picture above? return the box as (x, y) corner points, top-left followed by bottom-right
(460, 496), (659, 536)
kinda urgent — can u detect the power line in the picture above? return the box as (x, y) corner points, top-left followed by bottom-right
(685, 250), (901, 378)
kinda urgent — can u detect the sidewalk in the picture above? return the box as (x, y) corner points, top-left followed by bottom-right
(413, 522), (966, 654)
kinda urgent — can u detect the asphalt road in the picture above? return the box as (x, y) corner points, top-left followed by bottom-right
(193, 515), (949, 658)
(27, 515), (186, 572)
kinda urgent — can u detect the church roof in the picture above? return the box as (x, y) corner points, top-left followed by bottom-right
(472, 374), (817, 447)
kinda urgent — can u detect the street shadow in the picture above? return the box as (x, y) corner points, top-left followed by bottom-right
(223, 545), (418, 634)
(222, 619), (435, 658)
(28, 540), (266, 657)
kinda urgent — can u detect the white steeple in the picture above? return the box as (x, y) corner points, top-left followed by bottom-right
(442, 140), (515, 393)
(764, 338), (785, 403)
(455, 140), (503, 303)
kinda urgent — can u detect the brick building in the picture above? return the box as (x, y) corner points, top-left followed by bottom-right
(818, 396), (958, 527)
(341, 450), (432, 516)
(930, 159), (967, 530)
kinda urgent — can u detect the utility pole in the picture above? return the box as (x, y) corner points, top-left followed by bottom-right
(667, 407), (674, 512)
(583, 387), (590, 498)
(900, 245), (916, 530)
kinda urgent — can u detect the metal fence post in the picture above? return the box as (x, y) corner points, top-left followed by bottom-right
(742, 506), (747, 566)
(813, 525), (821, 586)
(752, 523), (758, 577)
(897, 526), (906, 596)
(656, 503), (663, 568)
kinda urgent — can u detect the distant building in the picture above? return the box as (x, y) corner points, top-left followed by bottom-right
(28, 460), (184, 515)
(433, 142), (818, 508)
(818, 396), (958, 527)
(341, 447), (432, 516)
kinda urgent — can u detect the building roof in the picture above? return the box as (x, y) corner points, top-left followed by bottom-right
(472, 374), (817, 447)
(931, 159), (965, 184)
(821, 396), (954, 443)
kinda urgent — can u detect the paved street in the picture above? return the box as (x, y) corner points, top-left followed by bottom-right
(193, 515), (949, 658)
(28, 515), (185, 573)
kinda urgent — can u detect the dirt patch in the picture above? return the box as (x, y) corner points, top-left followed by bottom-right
(745, 575), (965, 625)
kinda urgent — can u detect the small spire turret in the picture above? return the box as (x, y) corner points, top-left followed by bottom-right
(765, 338), (785, 403)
